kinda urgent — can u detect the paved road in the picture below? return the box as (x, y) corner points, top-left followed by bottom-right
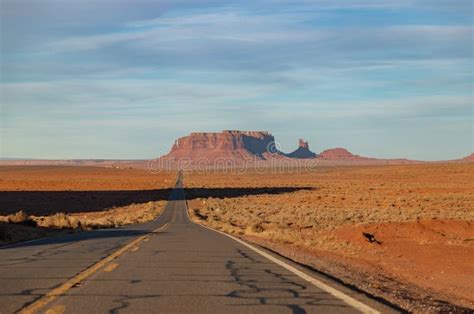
(0, 174), (397, 313)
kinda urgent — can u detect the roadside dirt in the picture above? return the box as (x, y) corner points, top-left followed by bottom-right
(238, 220), (474, 313)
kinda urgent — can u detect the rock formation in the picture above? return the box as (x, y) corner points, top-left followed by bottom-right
(461, 153), (474, 162)
(167, 130), (276, 160)
(286, 139), (317, 159)
(319, 148), (363, 160)
(148, 130), (451, 169)
(6, 131), (469, 168)
(155, 130), (319, 168)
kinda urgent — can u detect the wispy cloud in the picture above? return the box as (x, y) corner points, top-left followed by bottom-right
(1, 0), (472, 159)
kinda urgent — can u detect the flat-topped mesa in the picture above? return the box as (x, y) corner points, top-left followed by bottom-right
(222, 130), (270, 136)
(169, 130), (275, 157)
(153, 131), (434, 168)
(319, 148), (362, 160)
(157, 130), (323, 169)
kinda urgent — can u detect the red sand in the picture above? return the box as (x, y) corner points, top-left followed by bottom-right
(331, 219), (474, 306)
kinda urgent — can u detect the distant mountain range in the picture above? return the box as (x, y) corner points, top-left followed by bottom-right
(1, 130), (472, 168)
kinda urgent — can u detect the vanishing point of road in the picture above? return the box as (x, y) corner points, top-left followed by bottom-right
(0, 173), (398, 313)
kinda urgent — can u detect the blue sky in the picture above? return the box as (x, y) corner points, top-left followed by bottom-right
(0, 0), (472, 160)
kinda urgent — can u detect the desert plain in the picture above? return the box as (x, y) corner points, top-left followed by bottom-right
(0, 163), (473, 312)
(0, 166), (174, 243)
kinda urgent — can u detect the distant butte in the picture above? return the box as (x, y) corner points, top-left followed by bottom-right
(156, 130), (414, 168)
(319, 148), (363, 160)
(1, 130), (471, 168)
(169, 130), (276, 160)
(462, 153), (474, 162)
(286, 139), (317, 159)
(156, 130), (320, 167)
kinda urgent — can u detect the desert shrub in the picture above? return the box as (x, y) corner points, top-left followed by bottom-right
(7, 210), (28, 224)
(193, 209), (208, 220)
(45, 213), (79, 229)
(250, 223), (265, 233)
(7, 210), (37, 226)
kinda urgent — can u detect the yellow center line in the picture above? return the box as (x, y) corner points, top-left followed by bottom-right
(130, 246), (140, 252)
(103, 262), (119, 272)
(44, 304), (65, 314)
(19, 221), (172, 314)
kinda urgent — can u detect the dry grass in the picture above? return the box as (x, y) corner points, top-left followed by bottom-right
(186, 163), (474, 310)
(7, 210), (35, 225)
(0, 166), (173, 244)
(0, 201), (166, 245)
(0, 201), (166, 230)
(187, 164), (474, 245)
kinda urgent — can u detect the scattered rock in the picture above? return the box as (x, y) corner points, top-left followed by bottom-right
(363, 232), (382, 244)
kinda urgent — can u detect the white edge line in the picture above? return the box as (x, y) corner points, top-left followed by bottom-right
(184, 199), (381, 314)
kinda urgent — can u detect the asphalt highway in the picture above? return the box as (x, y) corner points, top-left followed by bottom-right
(0, 174), (398, 313)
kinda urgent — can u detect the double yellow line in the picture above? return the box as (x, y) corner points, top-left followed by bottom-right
(20, 221), (172, 314)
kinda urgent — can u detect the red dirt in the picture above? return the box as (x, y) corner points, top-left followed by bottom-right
(0, 166), (174, 191)
(330, 219), (474, 307)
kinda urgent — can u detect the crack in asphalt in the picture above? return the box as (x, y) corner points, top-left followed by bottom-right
(223, 248), (349, 313)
